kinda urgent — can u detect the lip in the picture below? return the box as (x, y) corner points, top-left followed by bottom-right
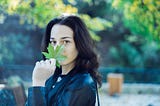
(58, 55), (67, 62)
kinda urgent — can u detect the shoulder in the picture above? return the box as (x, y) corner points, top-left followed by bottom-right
(73, 73), (94, 84)
(67, 73), (96, 91)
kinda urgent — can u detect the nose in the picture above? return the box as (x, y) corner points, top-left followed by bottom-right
(53, 41), (64, 50)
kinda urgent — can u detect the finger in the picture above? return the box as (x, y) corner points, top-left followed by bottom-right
(45, 60), (52, 68)
(39, 60), (44, 65)
(40, 60), (44, 64)
(49, 59), (56, 72)
(50, 59), (56, 66)
(35, 61), (40, 66)
(40, 60), (47, 67)
(45, 59), (50, 65)
(49, 63), (56, 73)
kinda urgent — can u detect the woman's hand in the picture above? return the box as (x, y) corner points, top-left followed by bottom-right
(32, 59), (56, 86)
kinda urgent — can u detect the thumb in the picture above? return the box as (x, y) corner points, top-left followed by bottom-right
(49, 58), (56, 74)
(50, 58), (56, 66)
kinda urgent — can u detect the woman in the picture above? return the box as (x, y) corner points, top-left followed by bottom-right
(26, 15), (102, 106)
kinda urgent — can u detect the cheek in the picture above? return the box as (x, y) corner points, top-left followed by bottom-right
(59, 50), (78, 65)
(71, 49), (78, 59)
(63, 47), (78, 60)
(67, 48), (78, 57)
(63, 45), (76, 54)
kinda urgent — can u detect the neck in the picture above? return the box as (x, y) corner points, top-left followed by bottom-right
(61, 61), (75, 75)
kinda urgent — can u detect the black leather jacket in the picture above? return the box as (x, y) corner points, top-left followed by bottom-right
(26, 67), (97, 106)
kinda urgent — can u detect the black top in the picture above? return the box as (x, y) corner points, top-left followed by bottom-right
(26, 67), (97, 106)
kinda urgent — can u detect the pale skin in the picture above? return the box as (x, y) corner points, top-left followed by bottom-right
(32, 24), (78, 86)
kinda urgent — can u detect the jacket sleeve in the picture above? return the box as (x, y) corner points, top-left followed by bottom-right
(68, 85), (96, 106)
(26, 87), (48, 106)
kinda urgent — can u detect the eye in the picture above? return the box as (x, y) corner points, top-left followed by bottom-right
(50, 40), (57, 46)
(63, 40), (70, 45)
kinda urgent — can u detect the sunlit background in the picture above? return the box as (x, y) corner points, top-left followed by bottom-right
(0, 0), (160, 106)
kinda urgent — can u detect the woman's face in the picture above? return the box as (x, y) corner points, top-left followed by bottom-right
(50, 24), (78, 66)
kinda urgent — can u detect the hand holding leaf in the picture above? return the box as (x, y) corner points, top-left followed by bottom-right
(42, 43), (67, 68)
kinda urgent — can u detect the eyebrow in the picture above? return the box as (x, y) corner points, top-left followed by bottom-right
(50, 37), (73, 40)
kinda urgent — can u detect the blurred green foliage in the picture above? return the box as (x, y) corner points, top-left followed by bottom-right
(108, 33), (160, 68)
(112, 0), (160, 42)
(0, 0), (77, 27)
(0, 33), (31, 65)
(0, 0), (160, 68)
(0, 0), (112, 65)
(105, 0), (160, 68)
(0, 0), (112, 41)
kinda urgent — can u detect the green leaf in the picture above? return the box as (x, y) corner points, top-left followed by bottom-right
(47, 43), (55, 57)
(56, 55), (66, 61)
(42, 52), (52, 59)
(42, 43), (67, 68)
(56, 60), (61, 68)
(54, 45), (65, 58)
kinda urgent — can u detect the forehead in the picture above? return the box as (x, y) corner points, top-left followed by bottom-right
(50, 24), (73, 39)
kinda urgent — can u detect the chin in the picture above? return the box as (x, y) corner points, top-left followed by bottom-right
(59, 61), (67, 66)
(59, 60), (75, 67)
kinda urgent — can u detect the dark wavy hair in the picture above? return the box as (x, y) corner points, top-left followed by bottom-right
(41, 15), (102, 87)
